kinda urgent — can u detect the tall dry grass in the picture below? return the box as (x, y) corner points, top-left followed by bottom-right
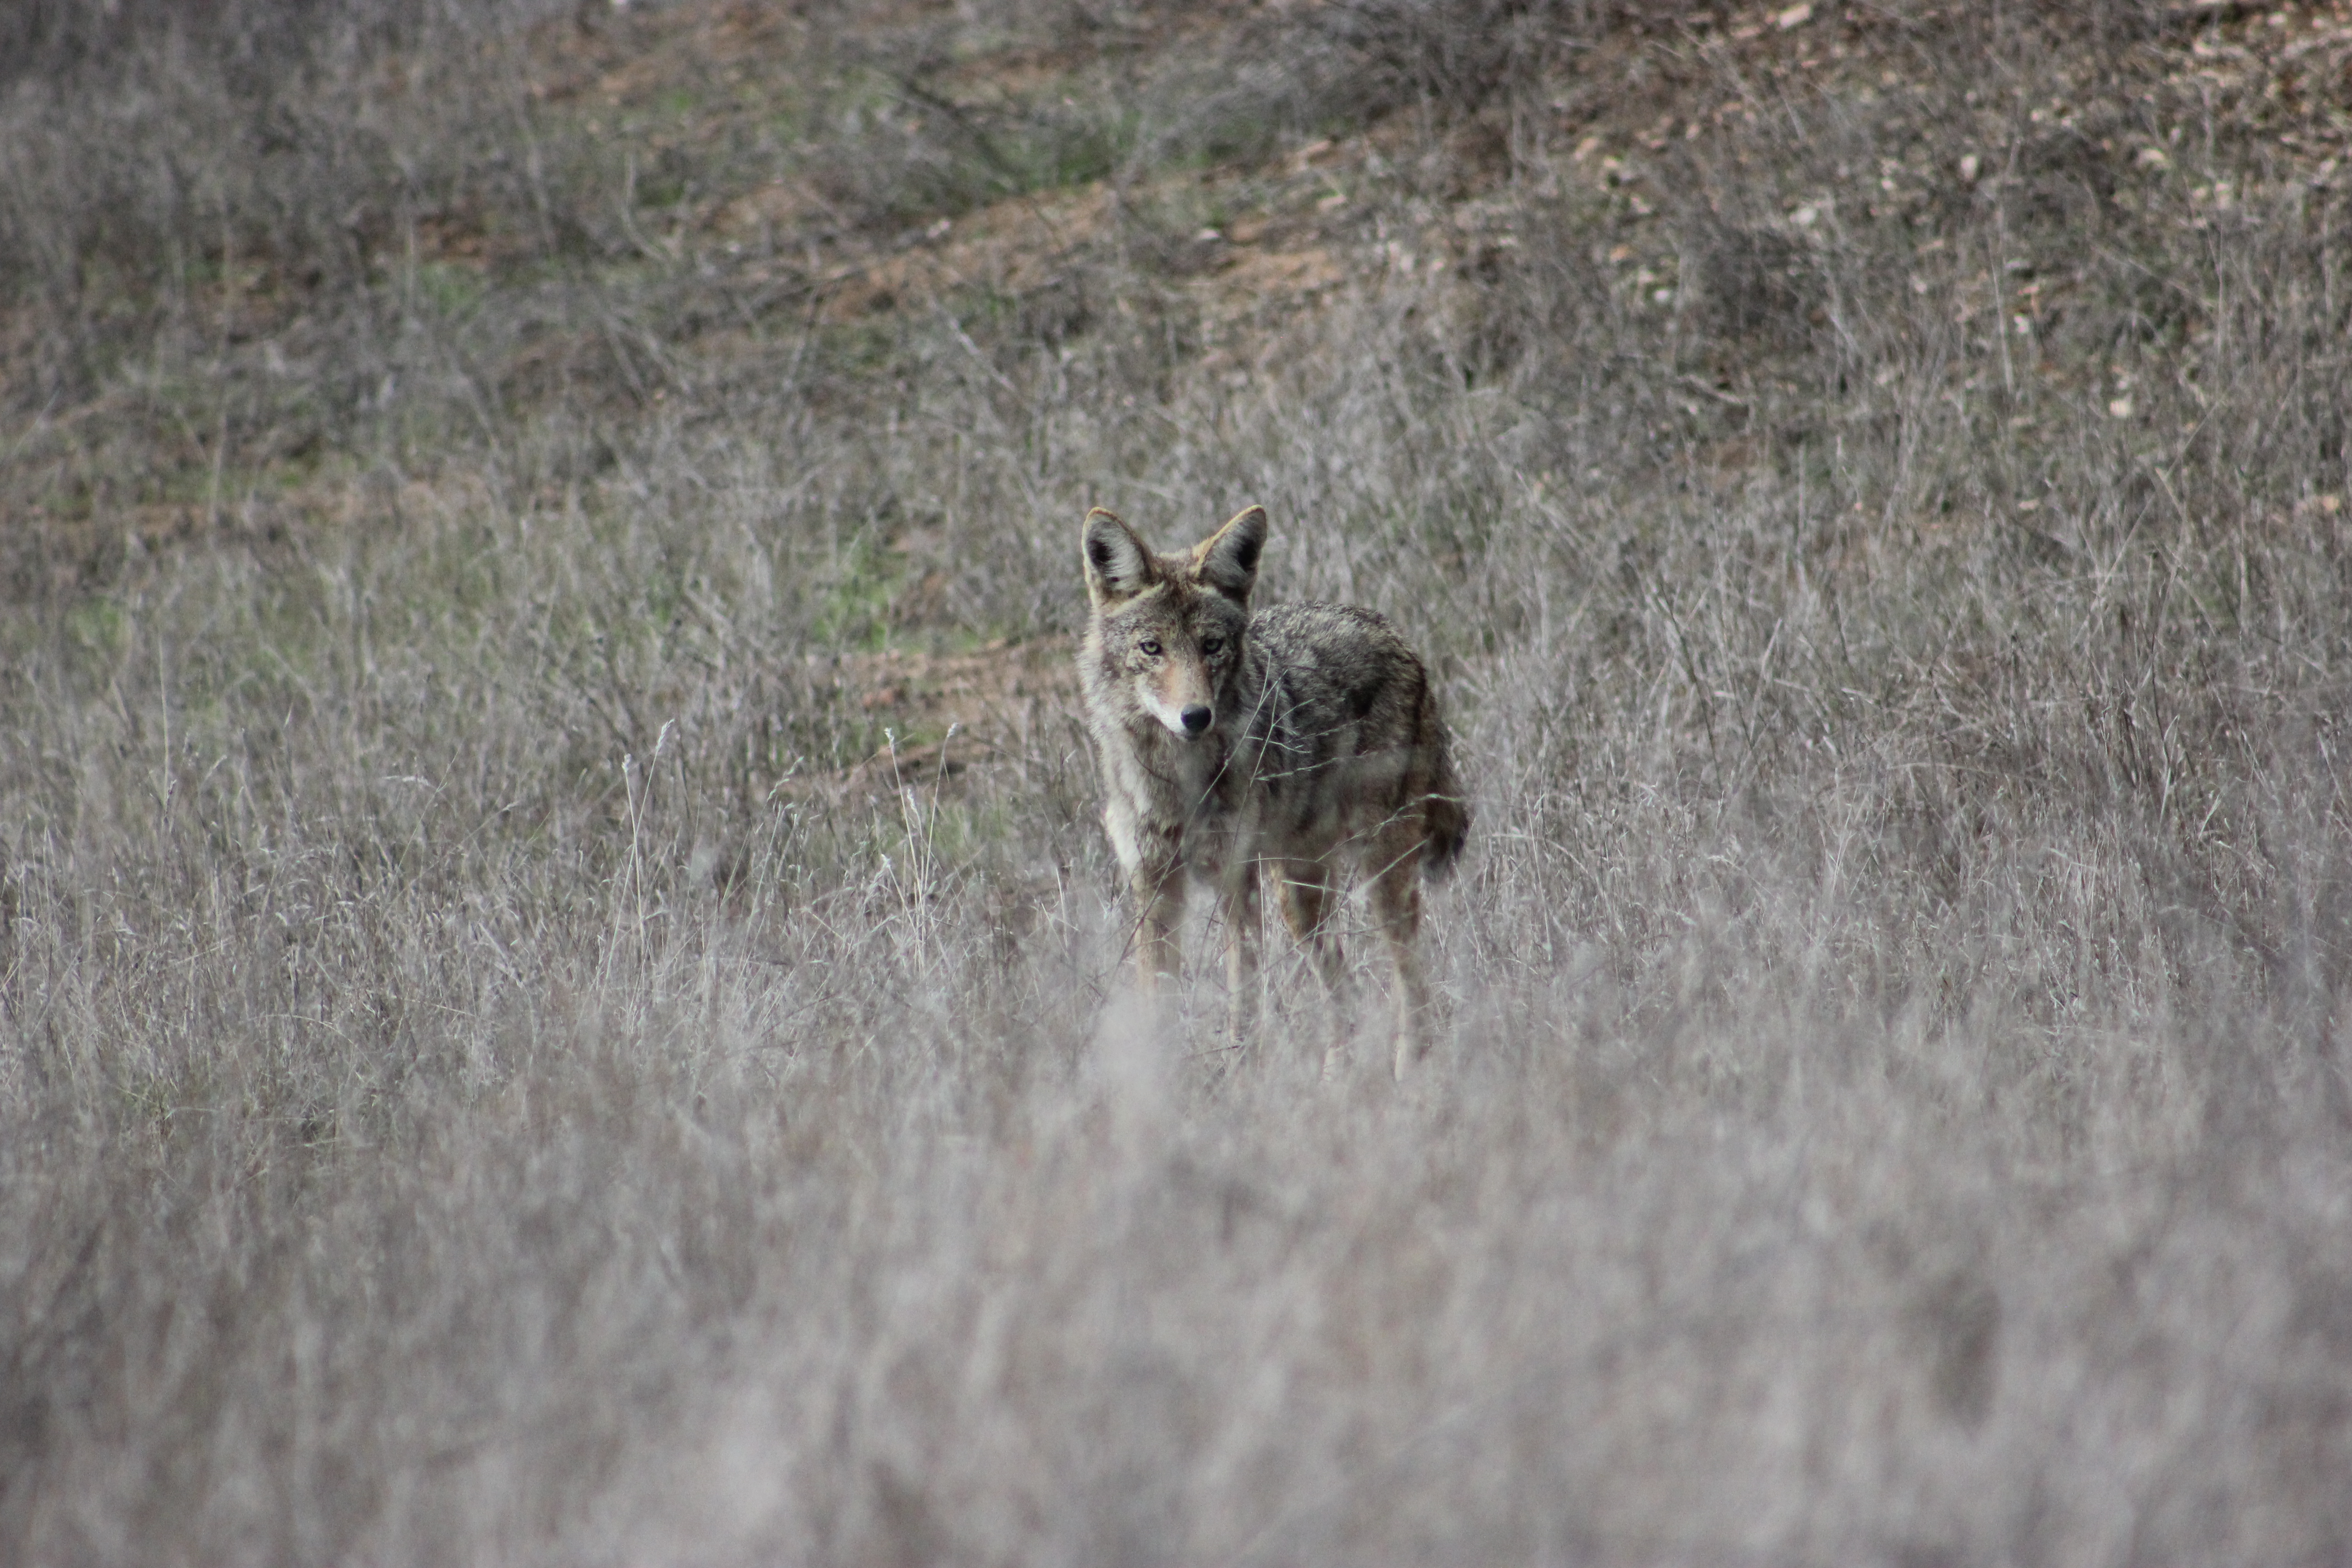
(5, 0), (2352, 1562)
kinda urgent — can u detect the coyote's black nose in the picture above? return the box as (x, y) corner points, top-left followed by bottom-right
(1180, 705), (1213, 735)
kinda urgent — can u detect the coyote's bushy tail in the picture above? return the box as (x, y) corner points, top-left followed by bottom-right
(1420, 686), (1469, 883)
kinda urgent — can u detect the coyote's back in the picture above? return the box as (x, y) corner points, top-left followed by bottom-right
(1235, 601), (1468, 882)
(1078, 504), (1468, 1078)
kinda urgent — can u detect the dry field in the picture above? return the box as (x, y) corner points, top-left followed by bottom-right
(6, 0), (2352, 1561)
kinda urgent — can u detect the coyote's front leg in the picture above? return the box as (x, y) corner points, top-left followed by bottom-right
(1221, 862), (1262, 1046)
(1130, 858), (1186, 996)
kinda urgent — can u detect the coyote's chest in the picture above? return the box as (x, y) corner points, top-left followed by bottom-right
(1097, 718), (1258, 878)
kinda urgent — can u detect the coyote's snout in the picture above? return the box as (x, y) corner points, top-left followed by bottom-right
(1078, 504), (1469, 1078)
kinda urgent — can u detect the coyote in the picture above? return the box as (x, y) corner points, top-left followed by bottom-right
(1078, 504), (1468, 1078)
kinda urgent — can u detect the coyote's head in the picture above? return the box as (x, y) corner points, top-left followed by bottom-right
(1080, 505), (1266, 740)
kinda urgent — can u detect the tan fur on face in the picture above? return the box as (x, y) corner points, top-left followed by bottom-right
(1081, 508), (1254, 740)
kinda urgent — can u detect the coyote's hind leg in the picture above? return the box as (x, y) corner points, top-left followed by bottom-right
(1277, 858), (1353, 1077)
(1369, 833), (1434, 1080)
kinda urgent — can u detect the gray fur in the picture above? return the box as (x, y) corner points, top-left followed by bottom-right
(1078, 505), (1469, 1078)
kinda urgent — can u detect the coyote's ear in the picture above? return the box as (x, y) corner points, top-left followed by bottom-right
(1192, 505), (1267, 603)
(1083, 508), (1157, 605)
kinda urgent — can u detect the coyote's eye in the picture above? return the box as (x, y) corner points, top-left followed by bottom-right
(1138, 639), (1162, 657)
(1200, 636), (1224, 656)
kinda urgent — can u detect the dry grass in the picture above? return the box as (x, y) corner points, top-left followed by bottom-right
(5, 0), (2352, 1562)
